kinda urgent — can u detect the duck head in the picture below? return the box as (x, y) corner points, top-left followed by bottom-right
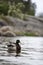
(16, 40), (20, 44)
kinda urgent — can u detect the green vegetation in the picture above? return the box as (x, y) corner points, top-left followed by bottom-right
(0, 0), (36, 19)
(24, 32), (38, 36)
(0, 2), (9, 15)
(14, 31), (38, 36)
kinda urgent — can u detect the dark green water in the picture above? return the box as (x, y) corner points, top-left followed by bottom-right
(0, 37), (43, 65)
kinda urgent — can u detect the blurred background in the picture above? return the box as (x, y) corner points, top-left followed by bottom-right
(0, 0), (43, 37)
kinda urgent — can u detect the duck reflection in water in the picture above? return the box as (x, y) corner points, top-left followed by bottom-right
(7, 40), (21, 56)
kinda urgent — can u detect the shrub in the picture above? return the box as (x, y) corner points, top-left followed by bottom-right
(0, 3), (9, 15)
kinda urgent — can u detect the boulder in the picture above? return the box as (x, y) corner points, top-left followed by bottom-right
(0, 26), (12, 32)
(0, 19), (7, 26)
(0, 26), (16, 37)
(3, 31), (16, 37)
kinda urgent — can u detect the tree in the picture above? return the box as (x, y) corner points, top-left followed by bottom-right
(0, 0), (36, 16)
(22, 0), (31, 14)
(0, 2), (9, 15)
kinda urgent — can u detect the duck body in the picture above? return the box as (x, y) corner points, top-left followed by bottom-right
(7, 40), (21, 56)
(7, 43), (16, 53)
(16, 43), (21, 55)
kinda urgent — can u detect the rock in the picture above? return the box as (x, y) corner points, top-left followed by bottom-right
(0, 26), (12, 32)
(0, 26), (16, 37)
(0, 16), (43, 36)
(3, 31), (16, 37)
(0, 19), (7, 26)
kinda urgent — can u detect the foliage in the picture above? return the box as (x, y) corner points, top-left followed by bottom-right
(24, 32), (38, 36)
(13, 31), (38, 36)
(0, 0), (36, 17)
(0, 2), (9, 15)
(8, 3), (26, 20)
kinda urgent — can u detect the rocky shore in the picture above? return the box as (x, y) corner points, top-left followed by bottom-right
(0, 15), (43, 36)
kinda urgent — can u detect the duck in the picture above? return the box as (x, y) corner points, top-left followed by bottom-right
(7, 40), (21, 56)
(7, 41), (16, 53)
(15, 40), (21, 56)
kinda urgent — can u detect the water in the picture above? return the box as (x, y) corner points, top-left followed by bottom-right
(0, 36), (43, 65)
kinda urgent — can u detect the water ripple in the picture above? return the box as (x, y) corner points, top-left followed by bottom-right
(0, 37), (43, 65)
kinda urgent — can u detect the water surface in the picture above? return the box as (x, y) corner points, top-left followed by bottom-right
(0, 36), (43, 65)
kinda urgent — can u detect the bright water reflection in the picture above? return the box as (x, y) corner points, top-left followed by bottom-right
(0, 37), (43, 65)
